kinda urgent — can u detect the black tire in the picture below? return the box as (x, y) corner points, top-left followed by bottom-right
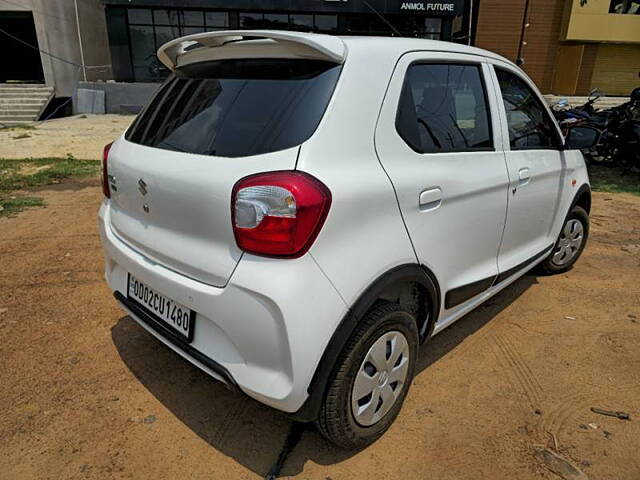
(315, 301), (419, 449)
(538, 205), (589, 275)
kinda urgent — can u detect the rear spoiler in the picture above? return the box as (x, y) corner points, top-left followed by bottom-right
(157, 30), (347, 70)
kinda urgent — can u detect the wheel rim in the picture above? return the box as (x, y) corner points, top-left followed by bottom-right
(351, 330), (410, 427)
(552, 218), (584, 266)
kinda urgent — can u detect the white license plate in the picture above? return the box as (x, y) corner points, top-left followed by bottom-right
(127, 274), (194, 342)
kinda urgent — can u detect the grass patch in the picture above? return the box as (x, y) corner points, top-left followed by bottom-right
(12, 133), (31, 140)
(589, 165), (640, 196)
(0, 196), (45, 216)
(0, 157), (100, 217)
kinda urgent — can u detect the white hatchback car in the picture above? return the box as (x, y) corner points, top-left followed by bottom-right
(99, 31), (597, 448)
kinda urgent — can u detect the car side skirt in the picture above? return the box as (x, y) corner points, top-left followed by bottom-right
(444, 244), (554, 310)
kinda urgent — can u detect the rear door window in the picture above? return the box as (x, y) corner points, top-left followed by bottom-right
(396, 63), (493, 154)
(126, 59), (341, 158)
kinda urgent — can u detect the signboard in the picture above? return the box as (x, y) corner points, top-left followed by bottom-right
(394, 1), (459, 16)
(399, 2), (455, 13)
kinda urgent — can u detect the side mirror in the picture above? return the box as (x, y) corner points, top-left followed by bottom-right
(589, 88), (602, 99)
(564, 125), (600, 150)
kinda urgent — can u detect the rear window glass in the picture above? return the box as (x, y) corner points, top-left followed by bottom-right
(125, 59), (341, 158)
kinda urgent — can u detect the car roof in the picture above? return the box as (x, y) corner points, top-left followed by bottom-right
(158, 30), (513, 71)
(339, 35), (511, 63)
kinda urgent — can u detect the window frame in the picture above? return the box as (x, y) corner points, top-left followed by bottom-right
(394, 60), (496, 155)
(492, 65), (563, 151)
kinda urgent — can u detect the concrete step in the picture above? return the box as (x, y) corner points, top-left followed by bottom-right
(0, 102), (45, 110)
(0, 120), (36, 127)
(0, 103), (47, 110)
(0, 94), (51, 103)
(0, 83), (49, 87)
(0, 90), (52, 97)
(0, 98), (47, 105)
(0, 83), (54, 122)
(0, 113), (38, 122)
(0, 83), (53, 88)
(0, 85), (52, 90)
(0, 107), (42, 115)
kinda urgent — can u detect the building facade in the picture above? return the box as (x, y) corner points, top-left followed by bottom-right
(101, 0), (473, 83)
(473, 0), (640, 96)
(1, 0), (637, 106)
(0, 0), (112, 97)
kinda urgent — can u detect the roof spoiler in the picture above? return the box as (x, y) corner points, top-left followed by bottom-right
(157, 30), (347, 70)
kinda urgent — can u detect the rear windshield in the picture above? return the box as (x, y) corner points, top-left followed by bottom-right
(125, 59), (341, 158)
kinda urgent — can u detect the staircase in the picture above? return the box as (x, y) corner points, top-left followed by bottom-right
(0, 84), (54, 125)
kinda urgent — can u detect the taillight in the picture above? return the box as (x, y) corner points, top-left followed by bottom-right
(231, 171), (332, 258)
(102, 142), (113, 198)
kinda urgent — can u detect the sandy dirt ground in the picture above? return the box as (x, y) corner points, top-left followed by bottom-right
(0, 115), (134, 160)
(0, 118), (639, 479)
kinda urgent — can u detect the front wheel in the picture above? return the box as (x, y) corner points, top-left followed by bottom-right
(538, 205), (589, 274)
(315, 302), (419, 449)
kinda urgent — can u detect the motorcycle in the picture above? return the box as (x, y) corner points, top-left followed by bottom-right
(552, 88), (605, 130)
(552, 88), (640, 171)
(552, 91), (605, 163)
(596, 89), (640, 172)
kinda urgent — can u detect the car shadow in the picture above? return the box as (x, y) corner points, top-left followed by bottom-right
(111, 274), (537, 478)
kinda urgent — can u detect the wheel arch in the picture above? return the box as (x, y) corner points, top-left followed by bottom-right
(289, 263), (440, 422)
(573, 184), (591, 214)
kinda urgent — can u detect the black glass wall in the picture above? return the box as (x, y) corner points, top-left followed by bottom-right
(106, 7), (456, 82)
(126, 8), (230, 81)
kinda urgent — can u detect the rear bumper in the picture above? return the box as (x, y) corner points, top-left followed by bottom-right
(114, 291), (239, 389)
(99, 201), (347, 414)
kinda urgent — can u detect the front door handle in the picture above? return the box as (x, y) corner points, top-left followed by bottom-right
(419, 187), (442, 211)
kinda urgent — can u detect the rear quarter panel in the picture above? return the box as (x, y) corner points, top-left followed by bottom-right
(297, 43), (418, 308)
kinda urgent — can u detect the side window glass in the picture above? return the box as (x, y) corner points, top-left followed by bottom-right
(396, 63), (493, 154)
(495, 68), (560, 150)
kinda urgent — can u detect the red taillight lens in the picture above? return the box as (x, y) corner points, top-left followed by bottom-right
(102, 142), (113, 198)
(231, 171), (332, 258)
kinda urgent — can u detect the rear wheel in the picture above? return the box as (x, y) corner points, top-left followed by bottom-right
(538, 205), (589, 274)
(315, 302), (419, 449)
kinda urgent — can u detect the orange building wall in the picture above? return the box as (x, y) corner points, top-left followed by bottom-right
(474, 0), (565, 92)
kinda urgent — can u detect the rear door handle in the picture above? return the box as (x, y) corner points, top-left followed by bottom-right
(518, 167), (531, 185)
(419, 187), (442, 211)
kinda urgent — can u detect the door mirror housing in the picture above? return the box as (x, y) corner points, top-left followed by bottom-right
(564, 125), (600, 150)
